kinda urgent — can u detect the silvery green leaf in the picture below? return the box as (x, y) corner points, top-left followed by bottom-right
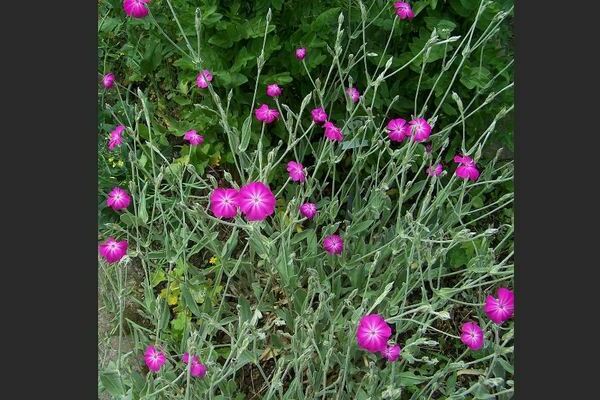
(341, 138), (369, 150)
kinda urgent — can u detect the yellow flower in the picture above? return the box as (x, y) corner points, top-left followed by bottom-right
(117, 160), (124, 167)
(209, 256), (218, 265)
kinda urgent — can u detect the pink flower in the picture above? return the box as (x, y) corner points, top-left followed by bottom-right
(182, 353), (207, 378)
(409, 118), (431, 142)
(108, 125), (125, 151)
(323, 121), (343, 142)
(356, 314), (392, 353)
(144, 345), (166, 372)
(184, 130), (204, 146)
(460, 322), (484, 350)
(98, 237), (128, 264)
(381, 344), (401, 362)
(295, 47), (307, 60)
(196, 69), (213, 89)
(238, 182), (276, 221)
(323, 234), (344, 255)
(266, 84), (282, 97)
(483, 288), (514, 325)
(102, 73), (115, 89)
(394, 2), (414, 20)
(311, 107), (328, 125)
(287, 161), (306, 182)
(299, 203), (317, 219)
(346, 87), (361, 103)
(454, 155), (480, 181)
(427, 163), (443, 177)
(123, 0), (151, 19)
(386, 118), (411, 142)
(255, 104), (279, 124)
(209, 188), (239, 219)
(106, 187), (131, 211)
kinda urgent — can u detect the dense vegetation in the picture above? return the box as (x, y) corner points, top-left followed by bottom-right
(98, 1), (514, 399)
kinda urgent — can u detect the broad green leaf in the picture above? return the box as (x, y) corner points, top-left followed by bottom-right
(348, 220), (374, 236)
(311, 8), (340, 31)
(120, 212), (144, 227)
(138, 183), (149, 224)
(140, 40), (163, 75)
(460, 65), (492, 90)
(249, 232), (270, 259)
(222, 228), (239, 259)
(498, 357), (514, 374)
(217, 71), (248, 88)
(238, 297), (252, 325)
(100, 370), (125, 397)
(208, 30), (235, 48)
(239, 116), (252, 152)
(150, 268), (166, 287)
(180, 283), (202, 317)
(99, 17), (122, 33)
(398, 372), (430, 386)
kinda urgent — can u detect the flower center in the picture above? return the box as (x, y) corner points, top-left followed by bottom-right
(251, 195), (262, 205)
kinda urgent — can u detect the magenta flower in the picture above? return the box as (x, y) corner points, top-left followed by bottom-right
(98, 237), (128, 264)
(409, 118), (431, 142)
(311, 107), (328, 125)
(394, 2), (414, 20)
(183, 130), (204, 146)
(287, 161), (306, 183)
(323, 234), (344, 255)
(123, 0), (151, 19)
(386, 118), (411, 142)
(108, 125), (125, 151)
(299, 203), (317, 219)
(483, 287), (514, 325)
(102, 73), (115, 89)
(427, 163), (443, 177)
(381, 344), (401, 362)
(144, 345), (166, 372)
(196, 69), (213, 89)
(238, 182), (276, 221)
(356, 314), (392, 353)
(460, 322), (484, 350)
(454, 155), (480, 181)
(346, 87), (361, 103)
(182, 353), (207, 378)
(255, 104), (279, 124)
(323, 121), (343, 142)
(209, 188), (239, 219)
(295, 47), (307, 60)
(106, 187), (131, 211)
(266, 84), (282, 98)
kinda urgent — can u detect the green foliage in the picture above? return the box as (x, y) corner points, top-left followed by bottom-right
(98, 0), (514, 399)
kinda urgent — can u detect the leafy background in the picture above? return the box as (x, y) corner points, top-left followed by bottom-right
(99, 0), (513, 221)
